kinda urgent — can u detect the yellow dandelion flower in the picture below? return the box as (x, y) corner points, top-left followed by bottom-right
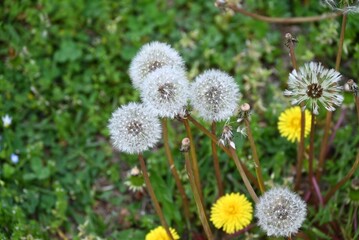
(210, 193), (253, 234)
(145, 226), (180, 240)
(278, 107), (312, 143)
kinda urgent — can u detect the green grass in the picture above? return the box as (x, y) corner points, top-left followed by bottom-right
(1, 0), (359, 239)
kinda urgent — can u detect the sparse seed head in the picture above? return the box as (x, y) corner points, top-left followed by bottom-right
(284, 62), (343, 115)
(344, 79), (358, 96)
(129, 42), (185, 89)
(255, 187), (307, 237)
(190, 69), (240, 122)
(322, 0), (359, 13)
(141, 66), (189, 118)
(124, 166), (145, 192)
(180, 137), (191, 152)
(108, 103), (161, 154)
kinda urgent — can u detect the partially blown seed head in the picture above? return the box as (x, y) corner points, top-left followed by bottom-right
(129, 42), (185, 89)
(322, 0), (359, 13)
(284, 62), (343, 115)
(108, 103), (161, 154)
(141, 66), (189, 118)
(255, 187), (307, 237)
(190, 69), (240, 122)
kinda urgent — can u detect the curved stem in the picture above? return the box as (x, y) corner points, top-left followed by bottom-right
(324, 152), (359, 204)
(317, 14), (347, 180)
(355, 97), (359, 124)
(138, 154), (174, 240)
(187, 116), (231, 155)
(161, 118), (191, 224)
(244, 119), (265, 194)
(187, 115), (260, 189)
(182, 118), (204, 207)
(286, 35), (306, 191)
(229, 146), (259, 203)
(184, 152), (214, 240)
(225, 2), (341, 24)
(211, 121), (224, 197)
(308, 114), (315, 186)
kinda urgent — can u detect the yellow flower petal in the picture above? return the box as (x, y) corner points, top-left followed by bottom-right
(210, 193), (253, 234)
(145, 226), (180, 240)
(278, 107), (312, 142)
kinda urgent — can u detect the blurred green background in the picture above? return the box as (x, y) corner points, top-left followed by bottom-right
(1, 0), (359, 239)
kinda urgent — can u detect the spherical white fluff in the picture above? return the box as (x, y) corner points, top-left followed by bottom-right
(140, 66), (189, 118)
(108, 103), (161, 154)
(190, 69), (240, 122)
(255, 187), (307, 237)
(129, 42), (185, 89)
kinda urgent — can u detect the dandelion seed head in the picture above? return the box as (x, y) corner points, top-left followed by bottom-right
(284, 62), (343, 115)
(190, 69), (240, 122)
(219, 125), (236, 148)
(108, 103), (161, 154)
(124, 166), (145, 192)
(210, 193), (253, 234)
(145, 226), (180, 240)
(129, 42), (185, 89)
(255, 187), (307, 237)
(141, 66), (189, 118)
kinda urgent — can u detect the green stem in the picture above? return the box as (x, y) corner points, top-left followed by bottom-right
(184, 152), (214, 240)
(317, 14), (347, 180)
(161, 118), (191, 225)
(355, 96), (359, 125)
(287, 35), (306, 191)
(229, 146), (259, 203)
(211, 121), (224, 197)
(138, 154), (174, 240)
(182, 118), (204, 207)
(244, 119), (265, 194)
(187, 115), (260, 189)
(308, 113), (316, 190)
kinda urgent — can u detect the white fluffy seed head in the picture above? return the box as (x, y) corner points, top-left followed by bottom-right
(190, 69), (240, 122)
(108, 103), (161, 154)
(255, 187), (307, 237)
(284, 62), (343, 115)
(140, 66), (189, 118)
(129, 42), (185, 89)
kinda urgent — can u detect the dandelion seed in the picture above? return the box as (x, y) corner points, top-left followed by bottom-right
(108, 103), (161, 154)
(210, 193), (253, 234)
(124, 166), (145, 192)
(255, 187), (307, 237)
(278, 107), (312, 142)
(129, 42), (185, 89)
(284, 62), (343, 115)
(141, 66), (189, 118)
(145, 226), (180, 240)
(237, 126), (247, 137)
(322, 0), (359, 13)
(190, 69), (240, 122)
(2, 115), (12, 128)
